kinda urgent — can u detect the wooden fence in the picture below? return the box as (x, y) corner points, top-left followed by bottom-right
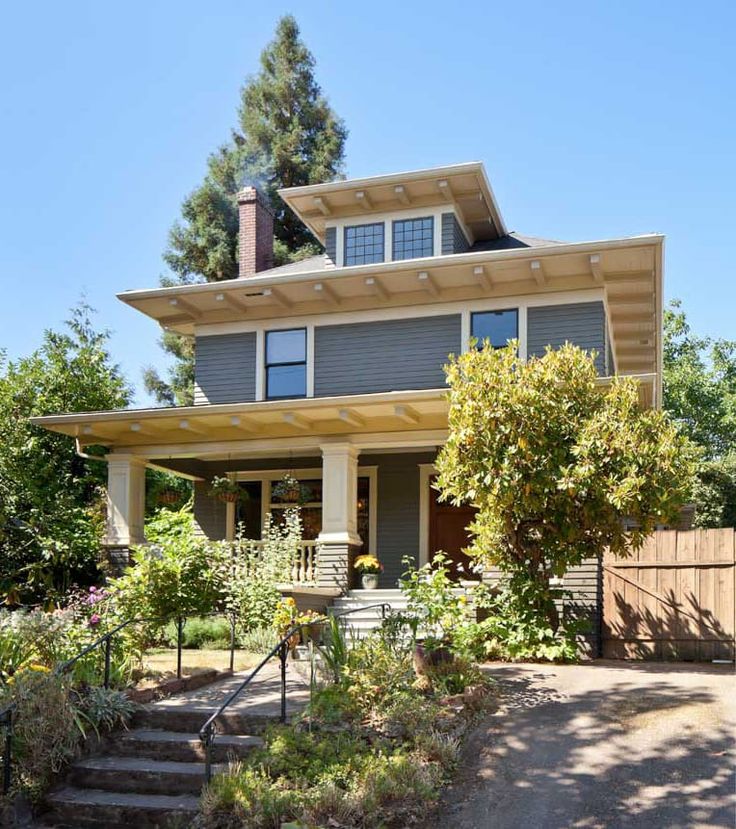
(602, 529), (735, 660)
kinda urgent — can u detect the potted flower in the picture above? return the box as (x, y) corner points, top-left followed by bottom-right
(208, 475), (242, 504)
(157, 489), (180, 505)
(354, 554), (383, 589)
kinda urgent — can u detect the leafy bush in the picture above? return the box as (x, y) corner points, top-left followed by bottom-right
(73, 686), (138, 736)
(163, 615), (232, 650)
(238, 626), (279, 655)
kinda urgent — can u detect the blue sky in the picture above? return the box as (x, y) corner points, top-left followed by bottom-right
(1, 1), (733, 406)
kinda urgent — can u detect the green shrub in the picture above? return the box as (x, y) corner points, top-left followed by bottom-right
(238, 626), (279, 655)
(163, 615), (232, 650)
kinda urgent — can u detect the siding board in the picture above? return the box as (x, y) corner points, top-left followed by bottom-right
(527, 302), (606, 373)
(314, 315), (461, 397)
(194, 332), (257, 405)
(324, 226), (337, 268)
(441, 213), (470, 255)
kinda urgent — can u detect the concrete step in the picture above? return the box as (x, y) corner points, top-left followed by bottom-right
(132, 705), (276, 735)
(43, 787), (199, 829)
(116, 728), (263, 763)
(68, 755), (224, 796)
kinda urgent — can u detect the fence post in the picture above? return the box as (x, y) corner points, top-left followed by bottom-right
(229, 614), (236, 673)
(279, 641), (288, 723)
(176, 616), (184, 679)
(103, 636), (112, 689)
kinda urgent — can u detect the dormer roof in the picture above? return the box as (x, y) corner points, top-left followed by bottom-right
(278, 162), (507, 245)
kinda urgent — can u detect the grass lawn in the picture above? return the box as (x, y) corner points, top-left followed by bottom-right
(139, 648), (261, 683)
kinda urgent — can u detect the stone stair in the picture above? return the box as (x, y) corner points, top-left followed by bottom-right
(332, 589), (408, 638)
(39, 666), (309, 828)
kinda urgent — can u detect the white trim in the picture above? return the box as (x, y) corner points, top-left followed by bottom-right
(306, 326), (315, 397)
(254, 330), (265, 401)
(418, 463), (436, 566)
(228, 465), (378, 549)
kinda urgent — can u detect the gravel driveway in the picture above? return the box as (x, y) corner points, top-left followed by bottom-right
(424, 661), (735, 829)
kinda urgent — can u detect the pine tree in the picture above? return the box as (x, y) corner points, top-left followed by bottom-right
(145, 16), (347, 404)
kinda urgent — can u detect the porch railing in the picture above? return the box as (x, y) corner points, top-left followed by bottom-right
(227, 540), (320, 586)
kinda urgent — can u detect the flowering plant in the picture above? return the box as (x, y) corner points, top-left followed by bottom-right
(353, 555), (383, 575)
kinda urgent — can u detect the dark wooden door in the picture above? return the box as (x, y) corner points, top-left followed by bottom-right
(428, 479), (477, 579)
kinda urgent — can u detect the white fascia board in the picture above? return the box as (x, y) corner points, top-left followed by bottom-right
(116, 234), (665, 304)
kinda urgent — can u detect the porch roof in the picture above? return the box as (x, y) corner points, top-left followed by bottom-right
(31, 376), (656, 453)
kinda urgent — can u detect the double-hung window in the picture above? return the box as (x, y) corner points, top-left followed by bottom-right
(392, 216), (434, 260)
(344, 222), (384, 265)
(265, 328), (307, 399)
(471, 309), (518, 349)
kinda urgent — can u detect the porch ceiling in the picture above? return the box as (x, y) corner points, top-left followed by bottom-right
(117, 235), (663, 382)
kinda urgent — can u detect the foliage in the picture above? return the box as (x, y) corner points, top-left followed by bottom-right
(237, 626), (279, 655)
(145, 469), (192, 514)
(207, 476), (243, 502)
(353, 554), (383, 575)
(146, 15), (347, 405)
(73, 685), (137, 736)
(0, 303), (130, 604)
(436, 342), (696, 631)
(690, 454), (736, 528)
(663, 299), (736, 459)
(317, 614), (350, 683)
(163, 615), (232, 650)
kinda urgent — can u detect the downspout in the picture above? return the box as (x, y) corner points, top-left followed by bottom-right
(75, 438), (108, 464)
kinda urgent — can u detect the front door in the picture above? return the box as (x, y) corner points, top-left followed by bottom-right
(428, 478), (477, 580)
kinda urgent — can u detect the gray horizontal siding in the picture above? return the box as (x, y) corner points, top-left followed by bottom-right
(324, 226), (337, 268)
(194, 332), (256, 405)
(314, 315), (461, 397)
(193, 482), (227, 540)
(441, 212), (469, 255)
(527, 301), (606, 374)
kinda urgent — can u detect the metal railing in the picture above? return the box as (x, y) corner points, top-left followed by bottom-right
(198, 603), (390, 782)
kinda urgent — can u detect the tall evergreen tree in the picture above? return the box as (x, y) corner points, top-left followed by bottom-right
(145, 16), (347, 404)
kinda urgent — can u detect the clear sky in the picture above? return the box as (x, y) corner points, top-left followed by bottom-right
(1, 1), (733, 406)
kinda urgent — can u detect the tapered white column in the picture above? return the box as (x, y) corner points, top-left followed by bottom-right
(317, 442), (361, 590)
(104, 454), (147, 547)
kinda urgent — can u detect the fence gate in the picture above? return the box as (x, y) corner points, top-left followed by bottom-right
(602, 529), (735, 660)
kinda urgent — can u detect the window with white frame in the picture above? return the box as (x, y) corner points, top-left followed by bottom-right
(471, 309), (518, 349)
(265, 328), (307, 399)
(392, 216), (433, 260)
(344, 222), (385, 265)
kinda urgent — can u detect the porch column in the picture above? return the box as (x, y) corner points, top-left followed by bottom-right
(103, 454), (147, 568)
(317, 442), (361, 591)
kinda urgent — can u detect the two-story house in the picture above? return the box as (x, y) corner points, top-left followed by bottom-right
(33, 162), (663, 640)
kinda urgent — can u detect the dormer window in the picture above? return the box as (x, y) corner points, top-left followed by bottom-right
(344, 222), (385, 266)
(392, 216), (434, 260)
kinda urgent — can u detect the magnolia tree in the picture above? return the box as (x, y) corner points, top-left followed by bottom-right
(435, 342), (695, 632)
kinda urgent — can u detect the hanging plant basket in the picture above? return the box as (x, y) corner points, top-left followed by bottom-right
(208, 475), (244, 504)
(158, 489), (180, 505)
(272, 473), (311, 505)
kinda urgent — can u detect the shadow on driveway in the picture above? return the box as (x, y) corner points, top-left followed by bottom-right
(424, 661), (735, 829)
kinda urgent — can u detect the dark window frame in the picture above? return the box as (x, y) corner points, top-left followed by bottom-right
(392, 215), (434, 261)
(470, 309), (519, 350)
(265, 327), (307, 400)
(343, 222), (385, 266)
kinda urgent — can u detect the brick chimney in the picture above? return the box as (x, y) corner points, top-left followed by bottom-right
(237, 186), (274, 276)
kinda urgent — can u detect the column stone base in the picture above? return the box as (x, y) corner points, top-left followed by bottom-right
(316, 543), (362, 593)
(100, 545), (132, 579)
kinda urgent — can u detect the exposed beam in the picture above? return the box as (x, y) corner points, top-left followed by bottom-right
(530, 259), (546, 286)
(589, 253), (603, 283)
(417, 271), (439, 297)
(313, 282), (340, 307)
(338, 408), (365, 428)
(229, 415), (260, 433)
(364, 276), (389, 301)
(214, 292), (248, 313)
(168, 297), (201, 319)
(313, 196), (332, 216)
(394, 184), (411, 206)
(394, 404), (420, 424)
(609, 311), (654, 323)
(283, 412), (310, 430)
(355, 190), (373, 211)
(473, 264), (493, 291)
(178, 418), (207, 436)
(263, 287), (292, 309)
(437, 179), (454, 202)
(608, 302), (653, 317)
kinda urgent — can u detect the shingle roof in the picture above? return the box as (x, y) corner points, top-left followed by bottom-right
(239, 233), (566, 279)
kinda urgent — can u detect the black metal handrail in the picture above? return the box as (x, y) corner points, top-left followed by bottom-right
(58, 609), (238, 687)
(198, 602), (390, 782)
(1, 703), (14, 795)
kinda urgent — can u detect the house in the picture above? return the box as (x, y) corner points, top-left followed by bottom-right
(32, 162), (663, 642)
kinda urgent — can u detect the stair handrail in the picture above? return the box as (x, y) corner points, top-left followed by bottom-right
(0, 703), (15, 795)
(198, 602), (390, 782)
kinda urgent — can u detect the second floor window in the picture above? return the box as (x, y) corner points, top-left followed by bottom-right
(344, 222), (384, 265)
(393, 216), (433, 260)
(265, 328), (306, 399)
(471, 309), (518, 349)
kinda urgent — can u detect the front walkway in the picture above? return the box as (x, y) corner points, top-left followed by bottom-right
(424, 661), (735, 829)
